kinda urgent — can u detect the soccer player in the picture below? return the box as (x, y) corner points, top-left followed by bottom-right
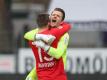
(24, 8), (71, 80)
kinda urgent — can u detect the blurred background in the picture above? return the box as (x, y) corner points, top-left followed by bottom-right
(0, 0), (107, 80)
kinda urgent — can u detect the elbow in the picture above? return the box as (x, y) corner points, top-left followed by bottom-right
(24, 35), (26, 39)
(49, 48), (65, 59)
(24, 33), (30, 40)
(24, 33), (27, 39)
(54, 51), (64, 59)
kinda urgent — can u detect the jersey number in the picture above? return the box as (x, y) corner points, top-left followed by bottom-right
(38, 47), (53, 62)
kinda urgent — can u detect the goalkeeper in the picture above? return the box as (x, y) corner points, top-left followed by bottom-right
(24, 8), (71, 80)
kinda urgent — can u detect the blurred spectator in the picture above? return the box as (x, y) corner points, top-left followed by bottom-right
(17, 24), (30, 48)
(102, 31), (107, 47)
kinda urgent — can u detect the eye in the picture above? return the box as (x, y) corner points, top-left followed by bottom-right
(57, 15), (60, 18)
(52, 14), (55, 16)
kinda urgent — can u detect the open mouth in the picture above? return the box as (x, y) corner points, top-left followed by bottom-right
(52, 20), (57, 22)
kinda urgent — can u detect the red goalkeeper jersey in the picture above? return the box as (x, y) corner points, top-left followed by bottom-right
(29, 22), (71, 80)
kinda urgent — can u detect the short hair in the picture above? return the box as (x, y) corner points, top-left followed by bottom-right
(53, 8), (65, 21)
(37, 13), (49, 28)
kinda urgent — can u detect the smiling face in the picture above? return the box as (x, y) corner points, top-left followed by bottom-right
(50, 10), (63, 27)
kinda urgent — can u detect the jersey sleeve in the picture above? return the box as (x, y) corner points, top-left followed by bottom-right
(48, 33), (69, 59)
(24, 28), (38, 41)
(46, 22), (71, 40)
(25, 22), (71, 41)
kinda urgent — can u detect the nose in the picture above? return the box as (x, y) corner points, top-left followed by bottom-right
(54, 16), (57, 19)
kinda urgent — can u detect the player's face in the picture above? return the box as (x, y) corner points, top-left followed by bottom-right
(50, 11), (63, 27)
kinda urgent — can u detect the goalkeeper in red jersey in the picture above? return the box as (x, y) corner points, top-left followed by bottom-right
(24, 8), (71, 80)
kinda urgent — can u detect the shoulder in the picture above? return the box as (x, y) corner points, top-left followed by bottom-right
(28, 28), (38, 32)
(60, 33), (69, 42)
(24, 28), (38, 39)
(59, 33), (69, 45)
(25, 28), (38, 35)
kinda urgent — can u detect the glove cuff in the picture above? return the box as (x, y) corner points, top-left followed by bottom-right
(35, 34), (41, 40)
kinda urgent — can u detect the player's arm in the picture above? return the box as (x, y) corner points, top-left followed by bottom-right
(24, 22), (71, 43)
(40, 22), (71, 40)
(33, 33), (69, 59)
(24, 28), (38, 41)
(25, 68), (37, 80)
(34, 22), (71, 44)
(52, 22), (71, 39)
(47, 22), (71, 38)
(48, 33), (69, 59)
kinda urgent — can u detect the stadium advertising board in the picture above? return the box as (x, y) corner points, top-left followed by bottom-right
(18, 48), (107, 74)
(0, 54), (15, 73)
(67, 48), (107, 74)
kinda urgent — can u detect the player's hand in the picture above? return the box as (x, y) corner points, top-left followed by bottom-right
(35, 34), (56, 44)
(32, 40), (50, 52)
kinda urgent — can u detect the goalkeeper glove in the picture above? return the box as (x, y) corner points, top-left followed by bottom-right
(32, 40), (50, 52)
(35, 34), (56, 44)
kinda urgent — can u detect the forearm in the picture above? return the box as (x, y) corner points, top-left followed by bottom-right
(48, 46), (67, 59)
(39, 22), (71, 40)
(47, 22), (71, 39)
(48, 33), (69, 59)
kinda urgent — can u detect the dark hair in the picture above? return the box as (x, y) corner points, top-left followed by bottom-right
(37, 13), (49, 28)
(53, 8), (65, 21)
